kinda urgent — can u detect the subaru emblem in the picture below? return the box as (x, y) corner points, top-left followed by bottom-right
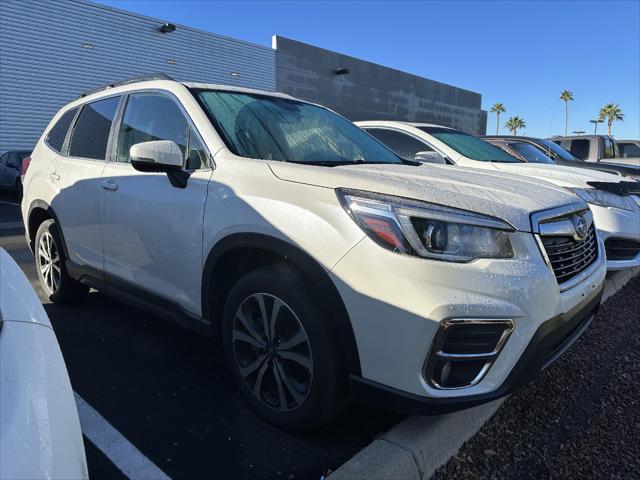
(571, 215), (588, 240)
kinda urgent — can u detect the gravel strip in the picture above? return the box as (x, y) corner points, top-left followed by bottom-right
(433, 276), (640, 479)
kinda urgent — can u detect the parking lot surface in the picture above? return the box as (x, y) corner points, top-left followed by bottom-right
(0, 192), (401, 479)
(434, 275), (640, 479)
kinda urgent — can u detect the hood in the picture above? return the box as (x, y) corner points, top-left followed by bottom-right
(490, 162), (625, 188)
(268, 162), (585, 232)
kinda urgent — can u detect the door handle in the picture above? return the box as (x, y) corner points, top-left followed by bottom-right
(49, 172), (60, 181)
(100, 180), (118, 191)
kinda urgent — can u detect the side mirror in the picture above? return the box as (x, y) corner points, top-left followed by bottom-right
(414, 151), (446, 164)
(130, 140), (184, 171)
(130, 140), (189, 188)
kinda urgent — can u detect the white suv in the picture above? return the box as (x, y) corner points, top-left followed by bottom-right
(22, 76), (606, 430)
(357, 121), (640, 271)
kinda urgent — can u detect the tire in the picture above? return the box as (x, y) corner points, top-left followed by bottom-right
(34, 219), (89, 304)
(14, 179), (22, 201)
(222, 264), (347, 430)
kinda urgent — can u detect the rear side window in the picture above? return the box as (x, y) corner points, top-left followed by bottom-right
(69, 97), (120, 160)
(568, 139), (589, 160)
(46, 107), (78, 153)
(365, 128), (431, 161)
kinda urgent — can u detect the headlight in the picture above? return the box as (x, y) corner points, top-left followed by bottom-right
(568, 188), (637, 211)
(337, 189), (515, 262)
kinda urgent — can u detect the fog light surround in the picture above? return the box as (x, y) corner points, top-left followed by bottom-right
(424, 318), (514, 390)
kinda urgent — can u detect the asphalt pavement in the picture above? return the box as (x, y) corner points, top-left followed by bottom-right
(0, 191), (401, 480)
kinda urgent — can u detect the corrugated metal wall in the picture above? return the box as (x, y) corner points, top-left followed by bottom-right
(0, 0), (275, 152)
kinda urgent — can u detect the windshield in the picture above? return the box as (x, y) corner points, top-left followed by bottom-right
(509, 142), (555, 164)
(535, 139), (580, 162)
(416, 127), (519, 163)
(193, 89), (403, 165)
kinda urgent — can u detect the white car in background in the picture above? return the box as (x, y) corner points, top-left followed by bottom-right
(0, 248), (87, 480)
(357, 121), (640, 271)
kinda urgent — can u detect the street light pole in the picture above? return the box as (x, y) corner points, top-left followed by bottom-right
(589, 119), (602, 134)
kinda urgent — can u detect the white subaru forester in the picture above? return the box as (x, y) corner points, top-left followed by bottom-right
(22, 75), (606, 430)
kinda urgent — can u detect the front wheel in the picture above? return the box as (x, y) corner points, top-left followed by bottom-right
(35, 219), (89, 304)
(222, 265), (347, 430)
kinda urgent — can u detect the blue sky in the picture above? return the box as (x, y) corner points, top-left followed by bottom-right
(97, 0), (639, 139)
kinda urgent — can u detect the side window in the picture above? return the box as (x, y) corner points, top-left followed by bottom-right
(365, 128), (432, 161)
(603, 138), (615, 159)
(118, 93), (194, 166)
(619, 143), (640, 158)
(568, 139), (589, 160)
(68, 97), (120, 160)
(46, 107), (78, 153)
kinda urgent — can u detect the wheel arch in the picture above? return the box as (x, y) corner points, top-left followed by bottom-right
(202, 233), (361, 376)
(26, 200), (69, 257)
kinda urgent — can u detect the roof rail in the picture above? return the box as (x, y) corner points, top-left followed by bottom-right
(79, 73), (175, 98)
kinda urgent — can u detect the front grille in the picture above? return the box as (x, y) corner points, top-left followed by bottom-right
(541, 224), (598, 283)
(605, 238), (640, 261)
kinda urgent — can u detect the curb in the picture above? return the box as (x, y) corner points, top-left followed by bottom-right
(330, 268), (640, 480)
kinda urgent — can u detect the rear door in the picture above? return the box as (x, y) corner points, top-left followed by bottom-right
(52, 96), (121, 273)
(99, 91), (211, 316)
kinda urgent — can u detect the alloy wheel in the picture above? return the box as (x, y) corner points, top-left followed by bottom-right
(232, 293), (313, 412)
(38, 231), (61, 293)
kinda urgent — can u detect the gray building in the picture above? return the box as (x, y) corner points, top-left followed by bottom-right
(0, 0), (486, 153)
(0, 0), (275, 152)
(273, 36), (487, 135)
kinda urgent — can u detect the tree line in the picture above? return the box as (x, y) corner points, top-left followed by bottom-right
(489, 92), (625, 137)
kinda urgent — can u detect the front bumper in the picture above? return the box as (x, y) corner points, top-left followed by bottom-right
(330, 230), (606, 402)
(348, 286), (602, 414)
(589, 204), (640, 270)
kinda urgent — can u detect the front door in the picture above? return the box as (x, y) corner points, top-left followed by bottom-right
(99, 92), (211, 316)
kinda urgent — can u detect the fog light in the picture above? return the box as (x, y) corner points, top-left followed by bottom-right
(425, 319), (514, 389)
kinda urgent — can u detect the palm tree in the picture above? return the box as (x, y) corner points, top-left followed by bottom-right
(490, 103), (506, 135)
(598, 103), (624, 136)
(505, 116), (526, 136)
(560, 89), (573, 136)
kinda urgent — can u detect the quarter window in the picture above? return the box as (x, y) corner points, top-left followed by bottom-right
(46, 107), (78, 153)
(68, 97), (120, 160)
(365, 128), (432, 161)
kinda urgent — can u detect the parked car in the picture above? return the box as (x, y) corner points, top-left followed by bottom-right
(0, 150), (30, 199)
(0, 248), (87, 480)
(22, 75), (606, 430)
(550, 135), (639, 166)
(483, 135), (640, 181)
(357, 121), (640, 271)
(617, 140), (640, 159)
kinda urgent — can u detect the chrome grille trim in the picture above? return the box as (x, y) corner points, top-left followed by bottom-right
(531, 204), (600, 287)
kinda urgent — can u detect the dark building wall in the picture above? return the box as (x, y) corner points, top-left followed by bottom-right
(274, 36), (486, 135)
